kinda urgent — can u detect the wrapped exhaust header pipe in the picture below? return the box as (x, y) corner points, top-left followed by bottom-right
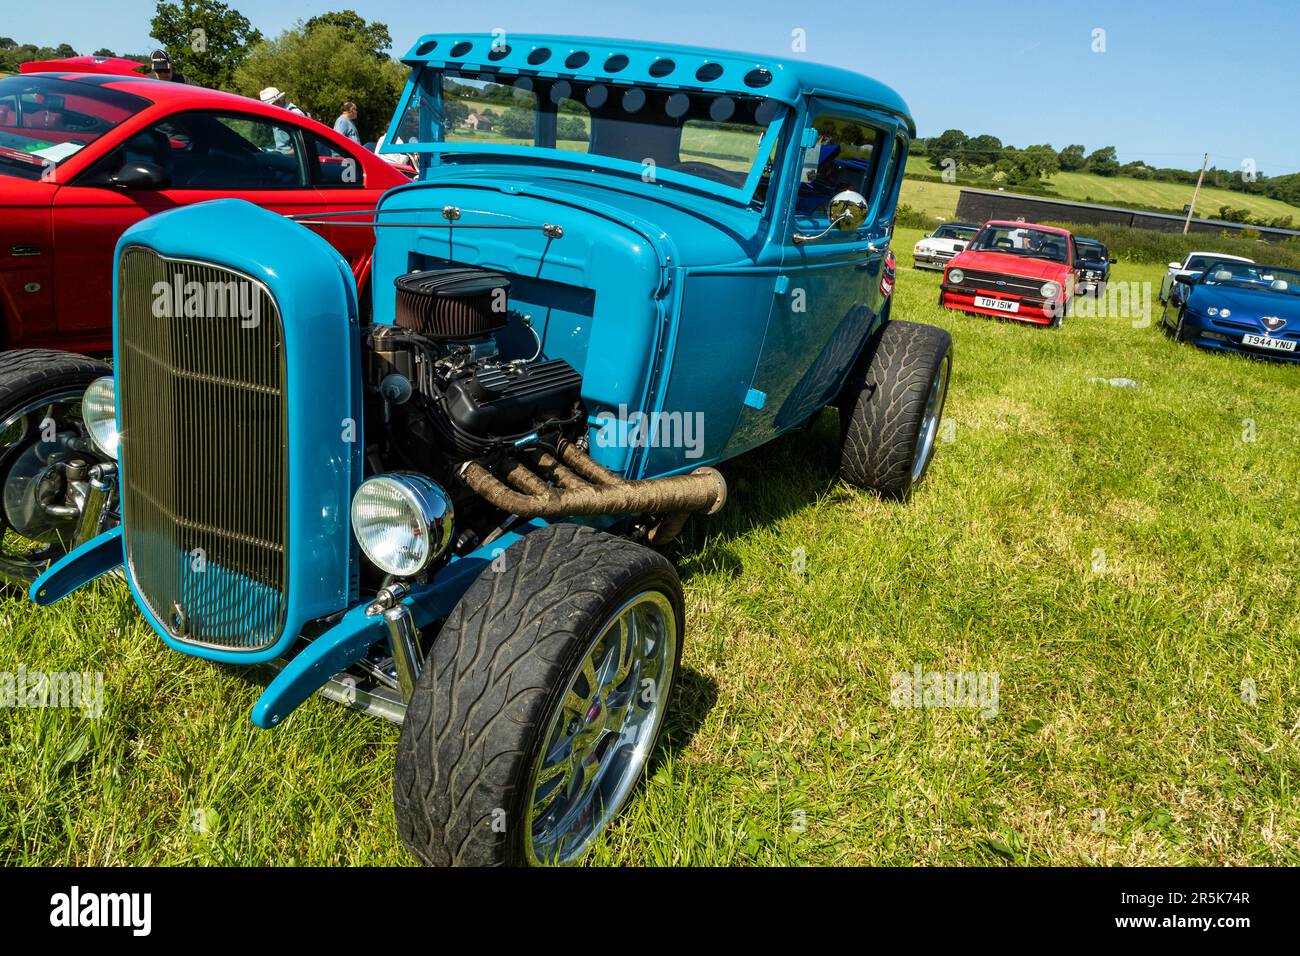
(460, 439), (726, 520)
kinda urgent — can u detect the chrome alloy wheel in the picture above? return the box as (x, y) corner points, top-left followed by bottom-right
(525, 590), (677, 865)
(0, 388), (102, 584)
(911, 352), (951, 484)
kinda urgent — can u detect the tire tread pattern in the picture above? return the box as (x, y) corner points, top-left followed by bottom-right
(394, 523), (681, 866)
(839, 320), (952, 498)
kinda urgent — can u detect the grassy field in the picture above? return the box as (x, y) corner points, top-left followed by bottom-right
(2, 230), (1298, 865)
(904, 154), (1300, 223)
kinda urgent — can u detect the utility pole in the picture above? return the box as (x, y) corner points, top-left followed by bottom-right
(1183, 153), (1209, 234)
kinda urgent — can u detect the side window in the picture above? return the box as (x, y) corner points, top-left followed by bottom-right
(307, 134), (363, 187)
(793, 114), (883, 226)
(108, 112), (308, 189)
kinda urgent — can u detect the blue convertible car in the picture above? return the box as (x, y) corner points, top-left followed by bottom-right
(1162, 259), (1300, 362)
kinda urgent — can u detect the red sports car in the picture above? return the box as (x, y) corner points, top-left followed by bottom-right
(0, 70), (409, 353)
(939, 220), (1079, 327)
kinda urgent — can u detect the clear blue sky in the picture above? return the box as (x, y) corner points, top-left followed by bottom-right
(6, 0), (1296, 174)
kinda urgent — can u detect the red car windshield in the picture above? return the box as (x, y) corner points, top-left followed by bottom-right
(0, 75), (150, 181)
(969, 224), (1071, 264)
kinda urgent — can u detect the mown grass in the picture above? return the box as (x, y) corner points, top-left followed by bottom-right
(903, 155), (1300, 224)
(2, 229), (1297, 866)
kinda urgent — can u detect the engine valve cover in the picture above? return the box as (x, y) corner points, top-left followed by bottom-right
(443, 359), (582, 438)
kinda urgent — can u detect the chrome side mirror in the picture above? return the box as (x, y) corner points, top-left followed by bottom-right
(794, 190), (869, 244)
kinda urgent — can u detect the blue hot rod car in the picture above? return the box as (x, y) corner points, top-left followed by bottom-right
(18, 35), (951, 865)
(1162, 258), (1300, 361)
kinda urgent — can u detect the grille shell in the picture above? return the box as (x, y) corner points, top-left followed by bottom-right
(950, 269), (1047, 297)
(117, 247), (289, 653)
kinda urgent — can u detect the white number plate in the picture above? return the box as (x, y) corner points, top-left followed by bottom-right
(974, 295), (1019, 313)
(1242, 333), (1296, 352)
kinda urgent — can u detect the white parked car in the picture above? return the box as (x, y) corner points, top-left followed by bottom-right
(1159, 251), (1254, 303)
(913, 221), (980, 270)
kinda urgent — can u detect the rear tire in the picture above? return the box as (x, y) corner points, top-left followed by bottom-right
(394, 523), (684, 866)
(838, 320), (952, 500)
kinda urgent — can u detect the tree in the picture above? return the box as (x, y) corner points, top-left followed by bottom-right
(557, 115), (589, 142)
(0, 41), (79, 73)
(1086, 146), (1120, 177)
(1021, 144), (1060, 179)
(962, 133), (1002, 169)
(1058, 144), (1086, 171)
(442, 99), (469, 129)
(234, 22), (406, 141)
(150, 0), (263, 89)
(93, 48), (117, 57)
(927, 129), (969, 171)
(304, 10), (391, 59)
(498, 107), (534, 140)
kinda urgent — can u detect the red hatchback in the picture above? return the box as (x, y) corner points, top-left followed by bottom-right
(0, 71), (409, 353)
(940, 220), (1078, 327)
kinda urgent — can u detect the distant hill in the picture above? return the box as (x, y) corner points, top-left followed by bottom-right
(903, 156), (1300, 227)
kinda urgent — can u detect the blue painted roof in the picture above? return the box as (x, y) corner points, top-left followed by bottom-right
(401, 33), (913, 133)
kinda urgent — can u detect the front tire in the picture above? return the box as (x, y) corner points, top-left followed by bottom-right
(1173, 304), (1190, 342)
(838, 320), (952, 500)
(394, 523), (684, 866)
(0, 349), (112, 589)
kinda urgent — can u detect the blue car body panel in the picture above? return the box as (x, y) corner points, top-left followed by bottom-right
(37, 38), (916, 726)
(29, 526), (124, 606)
(1173, 280), (1300, 362)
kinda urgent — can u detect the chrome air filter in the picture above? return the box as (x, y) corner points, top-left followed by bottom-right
(394, 267), (510, 339)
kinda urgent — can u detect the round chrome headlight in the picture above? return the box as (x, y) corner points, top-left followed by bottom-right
(1040, 281), (1061, 299)
(1219, 308), (1231, 318)
(1207, 307), (1219, 316)
(947, 268), (964, 285)
(351, 474), (454, 577)
(82, 376), (118, 460)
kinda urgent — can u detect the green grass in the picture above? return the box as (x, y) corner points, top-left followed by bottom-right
(904, 155), (1300, 224)
(2, 230), (1298, 865)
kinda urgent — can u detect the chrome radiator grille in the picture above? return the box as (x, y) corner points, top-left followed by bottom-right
(117, 247), (288, 652)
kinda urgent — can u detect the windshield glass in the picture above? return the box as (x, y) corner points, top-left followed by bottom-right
(1202, 262), (1300, 296)
(933, 224), (976, 241)
(1186, 253), (1246, 271)
(386, 68), (787, 205)
(969, 224), (1071, 263)
(1077, 242), (1106, 260)
(0, 75), (149, 180)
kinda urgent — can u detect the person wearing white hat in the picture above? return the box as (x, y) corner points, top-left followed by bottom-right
(258, 87), (307, 152)
(259, 87), (306, 116)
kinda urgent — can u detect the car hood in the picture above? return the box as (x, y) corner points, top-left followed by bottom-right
(1189, 285), (1300, 326)
(401, 166), (768, 267)
(917, 237), (966, 253)
(948, 249), (1069, 279)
